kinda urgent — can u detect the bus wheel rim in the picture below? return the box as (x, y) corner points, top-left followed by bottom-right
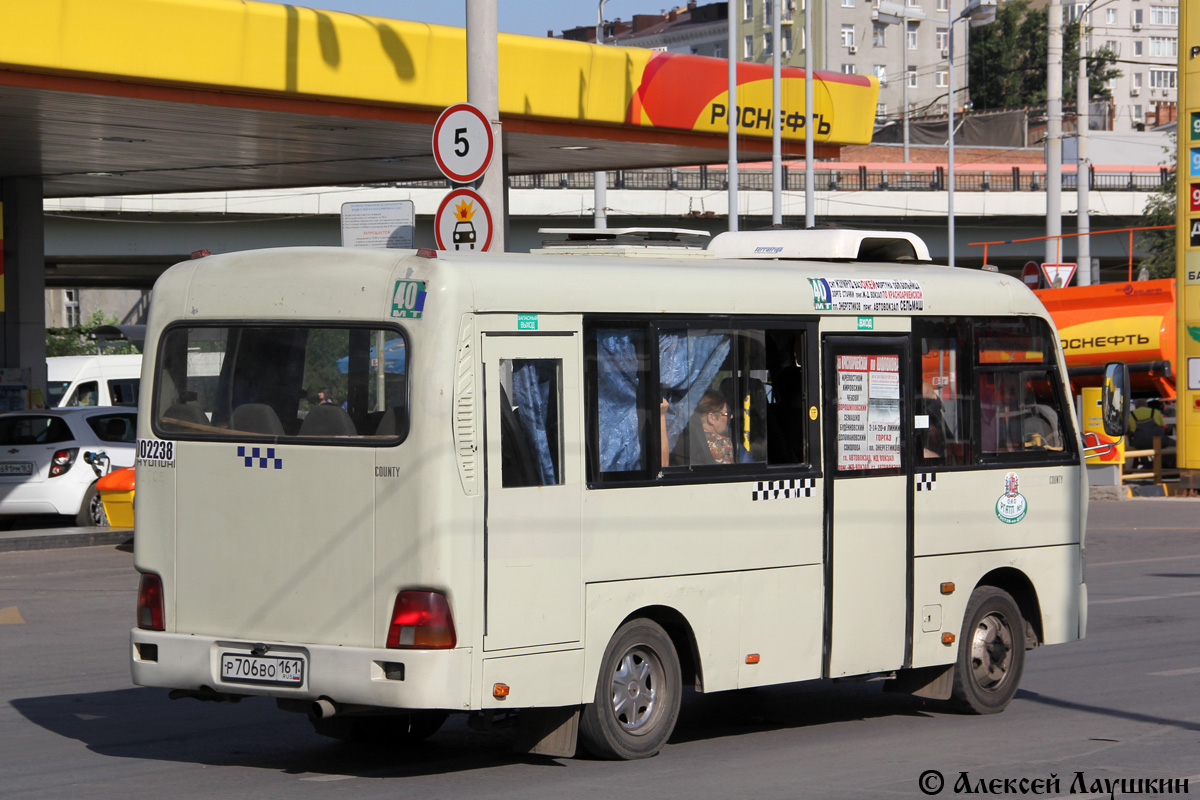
(970, 612), (1013, 692)
(609, 646), (663, 734)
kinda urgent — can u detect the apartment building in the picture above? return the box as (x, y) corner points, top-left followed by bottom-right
(1056, 0), (1178, 130)
(560, 2), (729, 55)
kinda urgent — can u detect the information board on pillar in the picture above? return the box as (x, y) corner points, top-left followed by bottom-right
(837, 355), (902, 471)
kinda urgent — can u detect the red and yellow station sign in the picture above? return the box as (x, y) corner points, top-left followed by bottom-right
(0, 1), (878, 148)
(1177, 0), (1200, 471)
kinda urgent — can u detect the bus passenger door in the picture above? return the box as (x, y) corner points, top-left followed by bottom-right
(482, 333), (583, 652)
(823, 336), (912, 678)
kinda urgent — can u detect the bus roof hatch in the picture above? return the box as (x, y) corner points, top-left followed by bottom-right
(707, 229), (932, 263)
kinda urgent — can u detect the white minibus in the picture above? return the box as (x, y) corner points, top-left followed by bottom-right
(48, 354), (142, 408)
(130, 230), (1125, 759)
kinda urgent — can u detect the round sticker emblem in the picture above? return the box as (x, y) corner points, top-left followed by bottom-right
(995, 471), (1028, 524)
(808, 405), (819, 421)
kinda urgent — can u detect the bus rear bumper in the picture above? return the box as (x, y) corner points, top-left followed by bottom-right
(130, 629), (473, 711)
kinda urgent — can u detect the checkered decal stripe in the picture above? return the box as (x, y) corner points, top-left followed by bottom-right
(751, 478), (816, 501)
(916, 472), (937, 491)
(238, 445), (282, 469)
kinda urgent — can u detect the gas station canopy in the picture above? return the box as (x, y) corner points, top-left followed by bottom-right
(0, 0), (879, 197)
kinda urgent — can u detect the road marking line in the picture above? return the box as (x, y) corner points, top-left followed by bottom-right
(1148, 666), (1200, 677)
(0, 606), (24, 624)
(1091, 590), (1200, 605)
(1089, 553), (1200, 567)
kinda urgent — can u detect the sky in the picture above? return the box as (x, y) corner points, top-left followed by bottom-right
(287, 0), (656, 38)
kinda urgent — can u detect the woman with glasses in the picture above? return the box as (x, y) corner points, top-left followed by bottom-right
(696, 389), (734, 464)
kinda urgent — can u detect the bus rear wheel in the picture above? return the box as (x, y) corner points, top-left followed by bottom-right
(579, 619), (681, 760)
(950, 586), (1026, 715)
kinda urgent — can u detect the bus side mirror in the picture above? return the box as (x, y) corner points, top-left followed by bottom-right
(1101, 362), (1130, 437)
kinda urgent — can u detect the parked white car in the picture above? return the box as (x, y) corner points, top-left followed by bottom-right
(0, 407), (137, 526)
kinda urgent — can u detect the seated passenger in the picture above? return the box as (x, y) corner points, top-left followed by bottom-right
(691, 389), (734, 465)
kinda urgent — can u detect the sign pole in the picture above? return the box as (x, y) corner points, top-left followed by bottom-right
(466, 0), (505, 252)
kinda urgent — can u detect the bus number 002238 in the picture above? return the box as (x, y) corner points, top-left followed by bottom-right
(137, 439), (174, 461)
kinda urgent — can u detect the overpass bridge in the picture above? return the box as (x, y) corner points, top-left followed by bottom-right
(44, 162), (1161, 290)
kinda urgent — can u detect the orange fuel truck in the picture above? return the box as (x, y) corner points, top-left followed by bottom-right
(1035, 278), (1176, 399)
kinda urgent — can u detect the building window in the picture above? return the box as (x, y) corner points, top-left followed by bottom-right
(764, 32), (774, 55)
(782, 28), (792, 53)
(935, 27), (948, 51)
(842, 63), (858, 74)
(1105, 40), (1119, 54)
(1133, 40), (1143, 57)
(936, 69), (948, 88)
(1149, 37), (1177, 58)
(841, 25), (855, 48)
(907, 21), (918, 50)
(765, 0), (774, 21)
(1149, 68), (1177, 90)
(715, 44), (725, 57)
(1133, 9), (1143, 25)
(873, 23), (886, 46)
(1105, 8), (1117, 25)
(745, 0), (754, 20)
(745, 35), (754, 57)
(907, 65), (918, 88)
(936, 0), (948, 10)
(877, 102), (888, 116)
(874, 64), (888, 85)
(1133, 72), (1143, 88)
(1133, 104), (1143, 121)
(843, 0), (855, 6)
(1064, 3), (1084, 23)
(907, 0), (920, 7)
(64, 290), (81, 328)
(1149, 6), (1178, 26)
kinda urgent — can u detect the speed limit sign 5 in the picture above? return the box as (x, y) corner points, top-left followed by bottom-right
(433, 103), (494, 184)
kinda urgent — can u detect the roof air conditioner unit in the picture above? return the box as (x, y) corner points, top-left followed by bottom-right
(849, 45), (858, 53)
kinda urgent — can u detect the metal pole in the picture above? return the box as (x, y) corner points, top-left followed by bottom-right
(1045, 0), (1063, 266)
(1076, 11), (1090, 285)
(804, 0), (814, 228)
(772, 0), (782, 225)
(594, 0), (610, 230)
(466, 0), (505, 251)
(728, 0), (739, 231)
(947, 0), (955, 267)
(902, 22), (910, 163)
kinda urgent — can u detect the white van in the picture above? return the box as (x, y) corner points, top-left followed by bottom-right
(47, 354), (142, 408)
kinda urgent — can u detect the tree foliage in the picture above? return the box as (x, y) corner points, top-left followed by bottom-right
(45, 310), (135, 357)
(1138, 132), (1176, 279)
(967, 0), (1121, 111)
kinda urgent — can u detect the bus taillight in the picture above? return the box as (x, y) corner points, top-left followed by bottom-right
(137, 573), (165, 631)
(386, 591), (456, 649)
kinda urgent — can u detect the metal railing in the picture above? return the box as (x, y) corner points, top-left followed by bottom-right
(391, 165), (1169, 193)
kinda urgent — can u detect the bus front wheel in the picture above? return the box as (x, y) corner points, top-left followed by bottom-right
(950, 586), (1026, 715)
(579, 619), (682, 760)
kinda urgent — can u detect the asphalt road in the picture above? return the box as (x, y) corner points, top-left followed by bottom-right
(2, 500), (1199, 800)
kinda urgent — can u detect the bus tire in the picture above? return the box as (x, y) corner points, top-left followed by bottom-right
(949, 586), (1025, 715)
(579, 618), (681, 760)
(75, 483), (108, 528)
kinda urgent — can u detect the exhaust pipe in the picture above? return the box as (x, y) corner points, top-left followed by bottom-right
(311, 698), (339, 719)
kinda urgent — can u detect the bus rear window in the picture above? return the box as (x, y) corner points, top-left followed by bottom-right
(152, 324), (409, 443)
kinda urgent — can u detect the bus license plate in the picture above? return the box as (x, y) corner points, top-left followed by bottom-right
(0, 462), (32, 475)
(220, 653), (305, 687)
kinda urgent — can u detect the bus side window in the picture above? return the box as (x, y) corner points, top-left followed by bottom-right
(913, 319), (973, 466)
(500, 359), (564, 488)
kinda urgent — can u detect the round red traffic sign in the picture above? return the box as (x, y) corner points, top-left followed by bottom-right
(432, 103), (494, 184)
(434, 188), (493, 252)
(1021, 261), (1040, 288)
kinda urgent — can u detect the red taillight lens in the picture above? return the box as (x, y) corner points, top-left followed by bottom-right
(137, 573), (165, 631)
(48, 448), (78, 478)
(386, 591), (456, 649)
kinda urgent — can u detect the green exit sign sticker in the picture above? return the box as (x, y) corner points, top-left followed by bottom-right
(857, 317), (875, 331)
(517, 314), (539, 331)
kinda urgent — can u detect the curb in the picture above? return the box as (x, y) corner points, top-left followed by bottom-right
(0, 528), (133, 553)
